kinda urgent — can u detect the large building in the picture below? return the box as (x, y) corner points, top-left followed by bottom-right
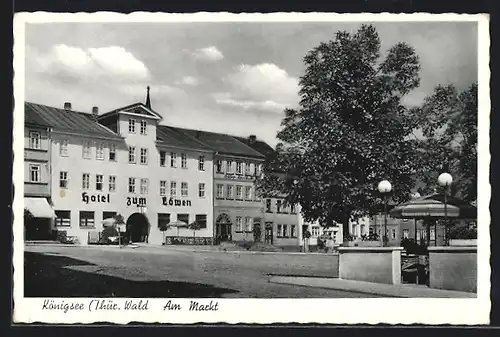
(24, 106), (55, 240)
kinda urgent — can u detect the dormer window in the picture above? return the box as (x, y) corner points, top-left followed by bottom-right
(128, 119), (136, 134)
(140, 120), (147, 135)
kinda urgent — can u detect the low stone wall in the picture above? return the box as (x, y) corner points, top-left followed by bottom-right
(165, 236), (214, 245)
(449, 239), (477, 247)
(338, 247), (403, 285)
(428, 246), (477, 293)
(346, 241), (381, 247)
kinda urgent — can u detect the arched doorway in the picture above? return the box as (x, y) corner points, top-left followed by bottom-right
(126, 213), (150, 243)
(215, 213), (232, 243)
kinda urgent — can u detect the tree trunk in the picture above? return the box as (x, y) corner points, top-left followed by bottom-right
(342, 211), (350, 245)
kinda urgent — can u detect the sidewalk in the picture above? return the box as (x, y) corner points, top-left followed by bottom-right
(269, 276), (477, 298)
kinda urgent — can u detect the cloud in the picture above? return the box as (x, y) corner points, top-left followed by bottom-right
(31, 44), (150, 81)
(191, 46), (224, 61)
(216, 63), (300, 113)
(177, 76), (199, 86)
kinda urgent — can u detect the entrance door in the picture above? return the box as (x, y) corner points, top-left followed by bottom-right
(215, 213), (232, 243)
(264, 222), (273, 244)
(126, 213), (150, 243)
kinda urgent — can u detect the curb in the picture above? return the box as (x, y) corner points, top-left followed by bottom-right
(269, 276), (477, 298)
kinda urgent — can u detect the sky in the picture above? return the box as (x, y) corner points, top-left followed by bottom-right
(24, 21), (478, 147)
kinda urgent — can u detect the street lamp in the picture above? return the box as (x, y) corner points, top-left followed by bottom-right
(378, 180), (392, 247)
(411, 192), (421, 243)
(438, 172), (453, 246)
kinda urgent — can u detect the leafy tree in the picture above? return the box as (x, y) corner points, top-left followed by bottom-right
(257, 24), (421, 239)
(413, 83), (477, 203)
(188, 221), (201, 242)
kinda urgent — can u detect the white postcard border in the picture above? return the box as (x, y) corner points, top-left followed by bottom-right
(12, 12), (491, 325)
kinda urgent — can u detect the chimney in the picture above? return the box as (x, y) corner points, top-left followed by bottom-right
(248, 135), (257, 144)
(92, 106), (99, 121)
(64, 102), (72, 111)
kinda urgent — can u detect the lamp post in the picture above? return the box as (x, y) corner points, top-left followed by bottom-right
(438, 172), (453, 246)
(411, 192), (421, 243)
(378, 180), (392, 247)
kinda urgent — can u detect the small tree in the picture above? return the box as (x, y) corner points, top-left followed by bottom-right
(113, 214), (125, 247)
(158, 221), (171, 245)
(188, 221), (201, 244)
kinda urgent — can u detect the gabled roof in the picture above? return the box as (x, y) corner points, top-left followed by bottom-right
(156, 125), (212, 152)
(173, 127), (265, 159)
(98, 102), (163, 121)
(25, 102), (122, 140)
(24, 104), (51, 128)
(233, 136), (276, 157)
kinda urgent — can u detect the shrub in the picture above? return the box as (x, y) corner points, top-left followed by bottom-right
(449, 225), (477, 240)
(401, 238), (428, 255)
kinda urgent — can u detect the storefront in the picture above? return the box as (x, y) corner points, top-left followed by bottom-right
(24, 197), (55, 240)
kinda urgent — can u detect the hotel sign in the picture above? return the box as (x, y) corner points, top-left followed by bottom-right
(82, 192), (110, 204)
(162, 197), (192, 207)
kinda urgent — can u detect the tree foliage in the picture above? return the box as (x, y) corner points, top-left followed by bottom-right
(413, 83), (478, 203)
(256, 24), (422, 238)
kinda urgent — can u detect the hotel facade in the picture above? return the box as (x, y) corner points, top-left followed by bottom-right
(23, 90), (342, 250)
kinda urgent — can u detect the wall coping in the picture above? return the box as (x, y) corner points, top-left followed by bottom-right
(337, 246), (404, 253)
(428, 246), (477, 253)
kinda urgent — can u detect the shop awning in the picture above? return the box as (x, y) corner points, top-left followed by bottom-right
(24, 198), (55, 219)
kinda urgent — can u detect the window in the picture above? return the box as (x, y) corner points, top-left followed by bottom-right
(28, 164), (40, 183)
(277, 224), (282, 237)
(181, 153), (187, 169)
(266, 199), (272, 213)
(128, 177), (136, 193)
(82, 140), (92, 159)
(245, 217), (252, 231)
(82, 173), (90, 190)
(391, 228), (397, 239)
(198, 183), (205, 198)
(227, 160), (233, 173)
(283, 225), (288, 237)
(291, 225), (297, 238)
(160, 181), (167, 196)
(109, 176), (116, 192)
(140, 178), (149, 194)
(109, 144), (116, 161)
(140, 120), (147, 135)
(140, 148), (148, 164)
(29, 131), (41, 149)
(236, 186), (243, 200)
(276, 200), (282, 213)
(128, 119), (136, 133)
(103, 211), (117, 222)
(128, 146), (136, 163)
(177, 213), (189, 224)
(312, 226), (320, 237)
(160, 151), (166, 166)
(369, 226), (375, 235)
(245, 186), (252, 200)
(95, 174), (103, 191)
(196, 214), (207, 229)
(170, 181), (177, 197)
(236, 162), (243, 174)
(198, 156), (205, 171)
(226, 185), (234, 199)
(59, 139), (68, 156)
(403, 229), (409, 239)
(96, 142), (104, 160)
(181, 182), (188, 197)
(158, 213), (171, 229)
(236, 217), (242, 231)
(79, 211), (95, 228)
(290, 204), (296, 214)
(216, 184), (224, 199)
(430, 229), (436, 241)
(55, 210), (71, 227)
(361, 225), (366, 236)
(59, 171), (68, 188)
(170, 152), (177, 168)
(216, 160), (223, 173)
(245, 162), (251, 175)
